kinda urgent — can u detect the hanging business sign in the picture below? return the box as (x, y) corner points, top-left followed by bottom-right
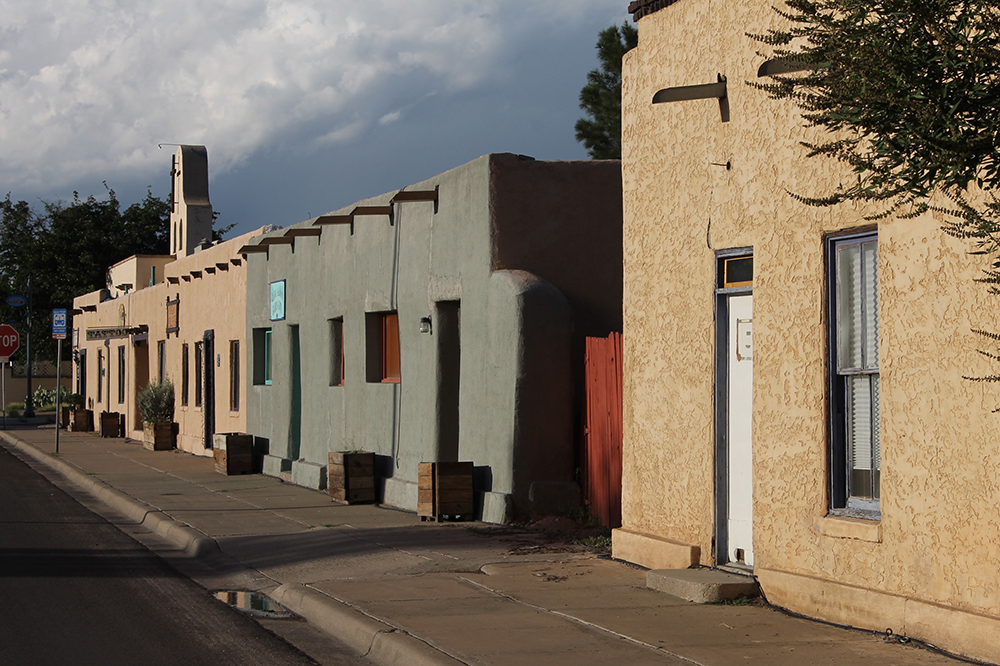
(5, 295), (26, 308)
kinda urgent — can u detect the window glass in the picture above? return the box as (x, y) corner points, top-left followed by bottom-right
(194, 341), (203, 406)
(832, 234), (880, 512)
(181, 344), (189, 406)
(117, 346), (125, 404)
(264, 330), (272, 385)
(382, 312), (400, 382)
(230, 340), (240, 411)
(157, 340), (166, 384)
(330, 318), (344, 386)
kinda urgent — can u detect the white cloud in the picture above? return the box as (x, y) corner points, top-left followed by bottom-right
(378, 111), (402, 126)
(0, 0), (626, 195)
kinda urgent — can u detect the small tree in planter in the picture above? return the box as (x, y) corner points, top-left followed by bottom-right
(137, 380), (175, 451)
(61, 391), (84, 429)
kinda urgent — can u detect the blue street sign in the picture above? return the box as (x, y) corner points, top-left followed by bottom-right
(5, 295), (26, 307)
(52, 308), (68, 340)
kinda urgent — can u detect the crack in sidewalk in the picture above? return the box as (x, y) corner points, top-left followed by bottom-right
(457, 575), (710, 666)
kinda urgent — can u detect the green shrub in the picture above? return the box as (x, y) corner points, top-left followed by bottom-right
(32, 386), (57, 408)
(137, 381), (175, 424)
(29, 386), (80, 409)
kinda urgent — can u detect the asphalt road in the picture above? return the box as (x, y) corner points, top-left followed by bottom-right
(0, 445), (362, 666)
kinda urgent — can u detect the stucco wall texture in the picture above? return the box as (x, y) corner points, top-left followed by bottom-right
(245, 154), (622, 523)
(72, 229), (263, 455)
(617, 1), (1000, 661)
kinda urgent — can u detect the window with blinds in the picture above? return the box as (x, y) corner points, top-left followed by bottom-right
(831, 233), (880, 514)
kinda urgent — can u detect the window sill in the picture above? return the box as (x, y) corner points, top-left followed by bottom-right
(815, 514), (882, 543)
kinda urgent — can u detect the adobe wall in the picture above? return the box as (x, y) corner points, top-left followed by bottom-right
(72, 229), (262, 455)
(616, 1), (1000, 662)
(246, 154), (621, 522)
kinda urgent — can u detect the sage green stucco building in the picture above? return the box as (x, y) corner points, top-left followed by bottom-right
(244, 154), (622, 523)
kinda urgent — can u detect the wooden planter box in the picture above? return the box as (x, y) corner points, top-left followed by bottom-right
(328, 452), (376, 504)
(143, 422), (175, 451)
(213, 433), (254, 475)
(100, 412), (121, 438)
(72, 409), (94, 432)
(418, 461), (474, 522)
(60, 406), (71, 429)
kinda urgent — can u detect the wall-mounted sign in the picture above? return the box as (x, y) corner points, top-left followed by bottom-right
(736, 318), (753, 362)
(270, 280), (286, 321)
(166, 297), (179, 336)
(86, 326), (147, 341)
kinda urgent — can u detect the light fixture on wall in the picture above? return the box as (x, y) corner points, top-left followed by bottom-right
(419, 316), (432, 334)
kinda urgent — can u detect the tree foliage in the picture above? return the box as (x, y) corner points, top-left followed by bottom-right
(750, 0), (1000, 380)
(0, 187), (170, 361)
(576, 22), (639, 160)
(750, 0), (1000, 212)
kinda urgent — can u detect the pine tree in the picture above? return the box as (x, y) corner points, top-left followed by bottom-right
(575, 22), (639, 160)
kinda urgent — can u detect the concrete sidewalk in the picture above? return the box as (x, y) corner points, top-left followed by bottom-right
(0, 426), (971, 666)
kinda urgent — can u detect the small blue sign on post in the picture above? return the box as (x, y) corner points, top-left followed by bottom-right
(5, 295), (26, 308)
(52, 308), (68, 340)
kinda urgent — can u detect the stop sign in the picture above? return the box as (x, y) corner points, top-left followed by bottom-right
(0, 324), (19, 358)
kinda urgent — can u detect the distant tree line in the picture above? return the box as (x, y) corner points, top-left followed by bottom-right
(0, 187), (169, 362)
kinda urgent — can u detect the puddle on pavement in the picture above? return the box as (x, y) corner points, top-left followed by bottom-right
(213, 591), (294, 619)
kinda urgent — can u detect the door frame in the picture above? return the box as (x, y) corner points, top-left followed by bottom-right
(713, 247), (753, 565)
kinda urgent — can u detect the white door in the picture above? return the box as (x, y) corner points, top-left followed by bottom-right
(726, 294), (754, 566)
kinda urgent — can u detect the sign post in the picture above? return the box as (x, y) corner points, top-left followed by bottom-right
(52, 309), (67, 453)
(0, 324), (20, 431)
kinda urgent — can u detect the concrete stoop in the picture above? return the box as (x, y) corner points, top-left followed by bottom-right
(647, 568), (760, 603)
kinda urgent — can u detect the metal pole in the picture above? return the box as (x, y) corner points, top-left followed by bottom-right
(24, 276), (34, 418)
(2, 361), (6, 430)
(55, 339), (61, 453)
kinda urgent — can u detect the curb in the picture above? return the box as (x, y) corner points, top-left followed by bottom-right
(271, 584), (467, 666)
(0, 431), (219, 558)
(0, 430), (465, 666)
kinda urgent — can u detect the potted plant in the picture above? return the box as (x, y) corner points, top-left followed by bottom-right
(137, 380), (175, 450)
(61, 391), (83, 429)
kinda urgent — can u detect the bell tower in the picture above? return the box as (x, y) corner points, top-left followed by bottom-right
(169, 145), (214, 258)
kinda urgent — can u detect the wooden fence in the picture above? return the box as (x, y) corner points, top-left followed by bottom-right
(583, 332), (623, 528)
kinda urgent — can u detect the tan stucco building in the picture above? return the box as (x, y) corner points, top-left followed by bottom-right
(72, 146), (264, 454)
(615, 0), (1000, 662)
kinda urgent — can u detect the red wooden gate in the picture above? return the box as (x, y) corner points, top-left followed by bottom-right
(583, 332), (623, 528)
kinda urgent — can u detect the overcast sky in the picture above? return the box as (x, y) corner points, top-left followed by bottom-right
(1, 1), (629, 238)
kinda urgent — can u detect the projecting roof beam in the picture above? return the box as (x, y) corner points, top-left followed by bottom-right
(285, 228), (322, 237)
(652, 73), (729, 122)
(313, 215), (353, 226)
(390, 187), (438, 204)
(238, 244), (269, 256)
(757, 59), (815, 77)
(260, 236), (294, 245)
